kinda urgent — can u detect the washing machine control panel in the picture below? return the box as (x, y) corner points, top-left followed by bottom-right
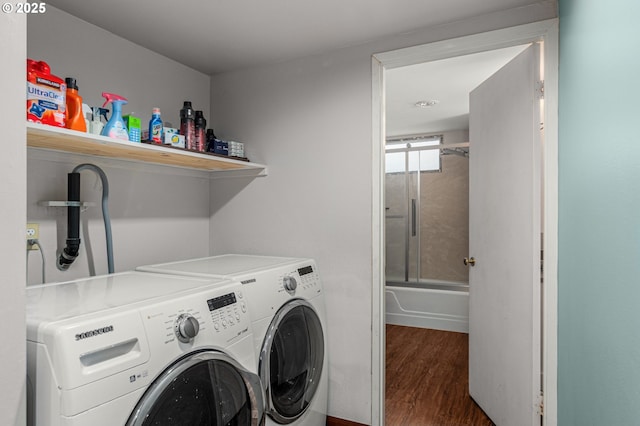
(141, 284), (250, 351)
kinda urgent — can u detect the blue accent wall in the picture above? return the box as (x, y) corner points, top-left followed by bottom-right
(559, 1), (640, 424)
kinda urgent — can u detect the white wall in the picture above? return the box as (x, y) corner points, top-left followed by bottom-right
(26, 7), (213, 284)
(209, 3), (556, 424)
(26, 153), (211, 284)
(1, 11), (27, 426)
(27, 6), (210, 131)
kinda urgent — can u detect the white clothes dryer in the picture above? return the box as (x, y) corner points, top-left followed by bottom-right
(26, 271), (264, 426)
(138, 255), (328, 426)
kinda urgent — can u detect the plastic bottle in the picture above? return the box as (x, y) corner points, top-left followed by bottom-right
(64, 78), (87, 132)
(82, 103), (92, 133)
(206, 129), (217, 153)
(26, 59), (66, 127)
(100, 92), (129, 141)
(180, 101), (195, 150)
(149, 108), (163, 144)
(194, 110), (206, 152)
(89, 107), (106, 135)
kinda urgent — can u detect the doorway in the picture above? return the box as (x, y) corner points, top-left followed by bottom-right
(371, 20), (559, 426)
(384, 43), (529, 425)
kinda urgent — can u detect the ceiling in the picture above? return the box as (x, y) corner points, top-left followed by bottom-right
(44, 1), (546, 137)
(45, 0), (545, 75)
(385, 44), (529, 137)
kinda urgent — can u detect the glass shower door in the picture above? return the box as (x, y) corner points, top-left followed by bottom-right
(384, 137), (440, 284)
(383, 160), (407, 282)
(384, 150), (418, 283)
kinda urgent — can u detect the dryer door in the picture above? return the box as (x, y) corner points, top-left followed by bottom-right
(127, 350), (264, 426)
(260, 299), (324, 424)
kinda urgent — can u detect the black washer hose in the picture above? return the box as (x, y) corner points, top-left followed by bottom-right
(57, 164), (114, 273)
(57, 172), (81, 269)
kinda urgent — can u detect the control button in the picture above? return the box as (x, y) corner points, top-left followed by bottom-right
(235, 314), (240, 321)
(214, 322), (220, 330)
(241, 302), (247, 312)
(175, 314), (200, 343)
(222, 319), (228, 328)
(283, 276), (298, 294)
(228, 316), (234, 325)
(237, 291), (243, 299)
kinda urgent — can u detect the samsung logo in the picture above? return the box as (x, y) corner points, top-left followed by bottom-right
(75, 325), (114, 341)
(241, 278), (256, 285)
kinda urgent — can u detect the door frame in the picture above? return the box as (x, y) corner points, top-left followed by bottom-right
(371, 19), (559, 426)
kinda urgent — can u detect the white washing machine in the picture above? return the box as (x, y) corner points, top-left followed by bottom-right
(26, 271), (265, 426)
(137, 255), (328, 426)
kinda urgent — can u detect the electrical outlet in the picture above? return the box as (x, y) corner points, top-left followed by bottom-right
(26, 223), (39, 250)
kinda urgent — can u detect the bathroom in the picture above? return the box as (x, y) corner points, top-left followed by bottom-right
(383, 45), (528, 334)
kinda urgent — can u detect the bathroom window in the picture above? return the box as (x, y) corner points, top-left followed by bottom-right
(385, 136), (442, 173)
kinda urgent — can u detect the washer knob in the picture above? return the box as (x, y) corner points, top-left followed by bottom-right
(283, 276), (298, 294)
(175, 314), (200, 343)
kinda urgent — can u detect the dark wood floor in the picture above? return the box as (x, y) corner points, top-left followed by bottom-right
(385, 325), (494, 426)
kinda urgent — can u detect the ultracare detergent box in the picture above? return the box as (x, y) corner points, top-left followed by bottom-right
(27, 59), (66, 127)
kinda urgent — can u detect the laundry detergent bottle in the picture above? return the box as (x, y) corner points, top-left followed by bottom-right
(65, 78), (87, 132)
(100, 92), (129, 140)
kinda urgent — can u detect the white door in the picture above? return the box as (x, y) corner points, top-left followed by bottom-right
(468, 44), (542, 426)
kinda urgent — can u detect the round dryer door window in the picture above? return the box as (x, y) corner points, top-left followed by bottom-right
(127, 350), (264, 426)
(260, 299), (324, 424)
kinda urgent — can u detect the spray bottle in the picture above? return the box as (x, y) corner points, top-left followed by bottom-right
(100, 92), (129, 141)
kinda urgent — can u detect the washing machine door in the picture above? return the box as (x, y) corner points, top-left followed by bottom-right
(127, 350), (264, 426)
(260, 299), (324, 424)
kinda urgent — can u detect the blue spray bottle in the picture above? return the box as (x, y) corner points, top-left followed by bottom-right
(100, 92), (129, 141)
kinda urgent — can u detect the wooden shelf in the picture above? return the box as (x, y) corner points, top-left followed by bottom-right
(27, 122), (267, 177)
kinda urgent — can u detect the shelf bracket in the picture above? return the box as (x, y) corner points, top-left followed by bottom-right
(38, 201), (96, 213)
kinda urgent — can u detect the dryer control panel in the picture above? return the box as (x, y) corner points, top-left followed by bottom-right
(279, 264), (321, 296)
(239, 261), (323, 320)
(295, 264), (321, 291)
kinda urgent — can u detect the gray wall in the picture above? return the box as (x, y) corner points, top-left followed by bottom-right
(0, 11), (27, 426)
(26, 7), (213, 284)
(26, 153), (211, 283)
(209, 5), (555, 423)
(27, 7), (210, 131)
(558, 0), (640, 424)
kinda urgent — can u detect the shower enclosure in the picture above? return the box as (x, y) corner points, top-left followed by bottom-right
(384, 135), (470, 331)
(384, 135), (470, 290)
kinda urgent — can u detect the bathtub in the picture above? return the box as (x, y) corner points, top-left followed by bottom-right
(385, 280), (469, 333)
